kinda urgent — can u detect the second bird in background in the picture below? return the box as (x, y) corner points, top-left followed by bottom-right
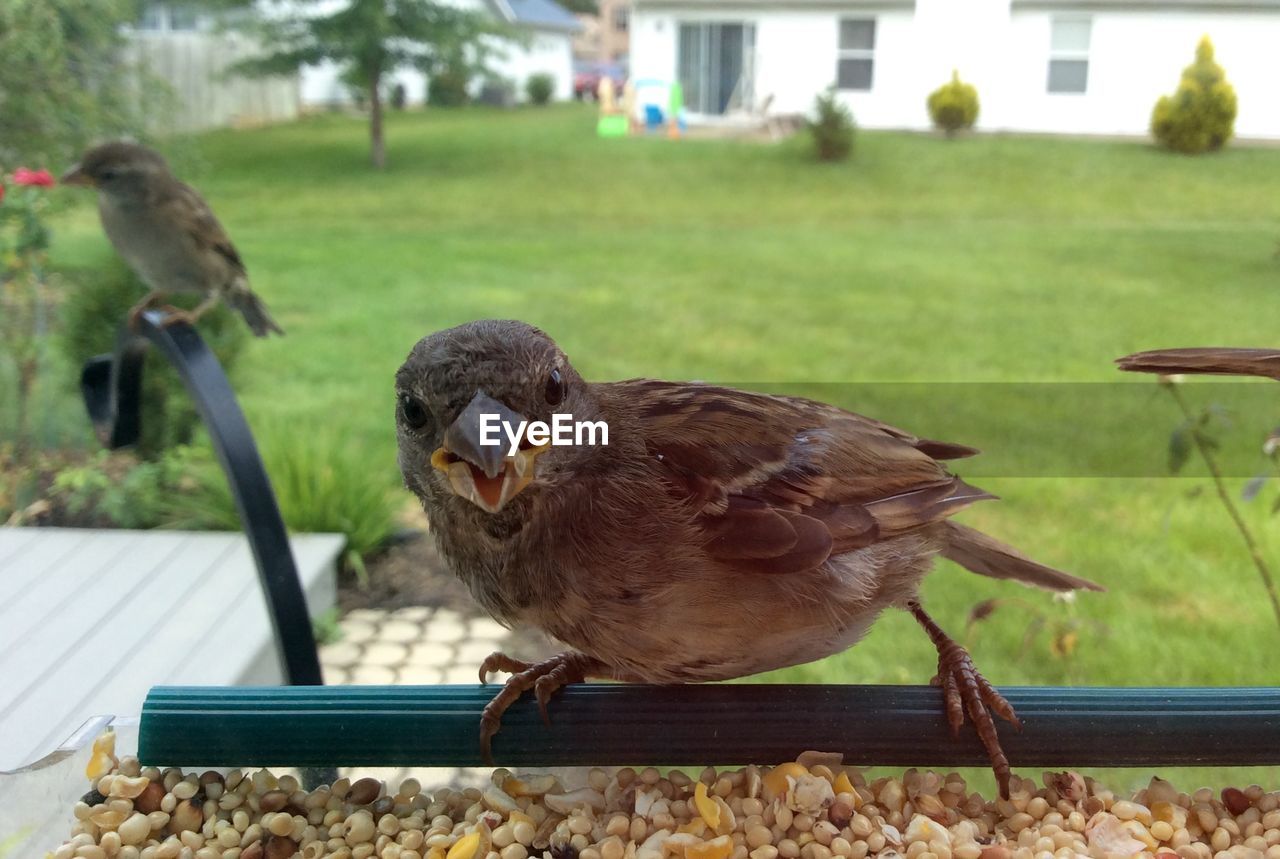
(61, 141), (283, 338)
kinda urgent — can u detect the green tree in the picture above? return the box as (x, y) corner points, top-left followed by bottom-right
(1151, 36), (1238, 154)
(0, 0), (144, 169)
(230, 1), (507, 168)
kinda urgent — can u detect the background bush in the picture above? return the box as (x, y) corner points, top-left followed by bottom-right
(927, 71), (979, 137)
(1151, 36), (1237, 154)
(59, 255), (249, 459)
(809, 88), (855, 162)
(525, 73), (555, 106)
(167, 423), (398, 567)
(428, 62), (472, 107)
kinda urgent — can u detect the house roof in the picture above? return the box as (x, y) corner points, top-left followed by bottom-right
(489, 0), (583, 32)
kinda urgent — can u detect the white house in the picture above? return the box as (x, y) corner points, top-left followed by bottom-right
(300, 0), (582, 106)
(629, 0), (1280, 138)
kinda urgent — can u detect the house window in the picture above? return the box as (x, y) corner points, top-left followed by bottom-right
(1048, 17), (1090, 93)
(614, 7), (629, 32)
(837, 19), (876, 91)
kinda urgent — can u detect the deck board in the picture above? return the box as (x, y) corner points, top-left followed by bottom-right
(0, 528), (344, 771)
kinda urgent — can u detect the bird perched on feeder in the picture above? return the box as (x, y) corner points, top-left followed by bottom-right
(396, 320), (1103, 798)
(61, 141), (283, 337)
(1117, 348), (1280, 381)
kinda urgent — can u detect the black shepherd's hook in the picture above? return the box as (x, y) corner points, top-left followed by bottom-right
(79, 309), (323, 687)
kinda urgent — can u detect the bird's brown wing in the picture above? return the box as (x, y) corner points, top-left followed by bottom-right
(153, 181), (246, 278)
(611, 380), (990, 575)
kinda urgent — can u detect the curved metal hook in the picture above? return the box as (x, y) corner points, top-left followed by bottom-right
(80, 309), (323, 687)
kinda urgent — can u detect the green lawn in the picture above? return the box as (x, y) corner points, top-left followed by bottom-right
(47, 105), (1280, 787)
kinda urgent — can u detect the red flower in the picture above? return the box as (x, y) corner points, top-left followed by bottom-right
(0, 183), (5, 203)
(13, 168), (55, 187)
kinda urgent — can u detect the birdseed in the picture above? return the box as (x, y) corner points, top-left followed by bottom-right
(47, 739), (1280, 859)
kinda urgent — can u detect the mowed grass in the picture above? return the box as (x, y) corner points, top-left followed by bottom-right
(49, 106), (1280, 787)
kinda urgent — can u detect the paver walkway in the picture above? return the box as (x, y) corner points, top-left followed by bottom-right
(319, 604), (554, 790)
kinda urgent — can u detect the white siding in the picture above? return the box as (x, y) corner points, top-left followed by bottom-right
(632, 0), (1280, 139)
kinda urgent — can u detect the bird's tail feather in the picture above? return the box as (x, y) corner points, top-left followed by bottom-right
(940, 521), (1103, 592)
(1116, 347), (1280, 381)
(227, 289), (283, 337)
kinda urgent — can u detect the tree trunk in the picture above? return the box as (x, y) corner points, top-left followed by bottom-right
(369, 70), (386, 169)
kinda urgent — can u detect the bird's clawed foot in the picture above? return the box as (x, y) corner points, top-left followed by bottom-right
(477, 651), (606, 765)
(126, 292), (169, 329)
(908, 600), (1021, 800)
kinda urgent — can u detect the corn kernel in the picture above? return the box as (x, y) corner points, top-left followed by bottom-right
(680, 821), (709, 837)
(696, 784), (722, 830)
(687, 836), (735, 859)
(764, 765), (810, 799)
(449, 832), (482, 859)
(833, 774), (855, 798)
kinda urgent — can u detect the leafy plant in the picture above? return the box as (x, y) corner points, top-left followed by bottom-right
(166, 425), (398, 568)
(312, 607), (344, 646)
(1156, 377), (1280, 630)
(927, 71), (979, 138)
(0, 167), (58, 458)
(525, 73), (555, 106)
(1151, 36), (1238, 154)
(808, 88), (855, 162)
(58, 254), (249, 459)
(46, 449), (192, 529)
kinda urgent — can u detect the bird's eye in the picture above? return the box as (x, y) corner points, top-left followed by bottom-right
(99, 169), (117, 181)
(545, 368), (565, 406)
(399, 393), (430, 430)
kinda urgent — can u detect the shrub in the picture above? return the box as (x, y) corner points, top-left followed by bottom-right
(927, 70), (979, 137)
(809, 88), (855, 162)
(390, 82), (408, 110)
(1151, 36), (1237, 154)
(428, 63), (471, 107)
(59, 254), (249, 459)
(166, 424), (399, 565)
(525, 73), (555, 106)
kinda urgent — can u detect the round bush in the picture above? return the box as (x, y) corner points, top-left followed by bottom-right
(1151, 36), (1237, 154)
(927, 71), (979, 137)
(428, 65), (471, 107)
(525, 73), (555, 106)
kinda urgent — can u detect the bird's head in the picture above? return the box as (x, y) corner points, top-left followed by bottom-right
(396, 320), (601, 522)
(60, 141), (168, 199)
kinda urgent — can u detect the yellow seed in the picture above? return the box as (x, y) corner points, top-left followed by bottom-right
(687, 836), (735, 859)
(680, 820), (709, 837)
(427, 849), (447, 859)
(696, 783), (721, 830)
(764, 765), (810, 799)
(509, 812), (534, 827)
(449, 832), (483, 859)
(833, 774), (855, 797)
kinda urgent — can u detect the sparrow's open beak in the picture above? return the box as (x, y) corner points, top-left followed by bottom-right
(431, 391), (550, 513)
(59, 165), (94, 187)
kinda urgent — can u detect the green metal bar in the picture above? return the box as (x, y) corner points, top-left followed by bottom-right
(140, 685), (1280, 769)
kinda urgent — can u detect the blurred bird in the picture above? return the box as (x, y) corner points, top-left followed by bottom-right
(61, 141), (282, 337)
(396, 320), (1103, 798)
(1117, 348), (1280, 381)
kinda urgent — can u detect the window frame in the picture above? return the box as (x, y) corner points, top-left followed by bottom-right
(836, 17), (876, 93)
(1046, 16), (1091, 94)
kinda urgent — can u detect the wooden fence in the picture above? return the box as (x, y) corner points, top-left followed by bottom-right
(126, 31), (300, 133)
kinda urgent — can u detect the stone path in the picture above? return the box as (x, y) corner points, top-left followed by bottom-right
(319, 606), (512, 687)
(318, 604), (548, 791)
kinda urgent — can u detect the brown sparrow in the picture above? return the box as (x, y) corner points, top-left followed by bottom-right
(1118, 347), (1280, 381)
(61, 141), (283, 337)
(396, 320), (1102, 797)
